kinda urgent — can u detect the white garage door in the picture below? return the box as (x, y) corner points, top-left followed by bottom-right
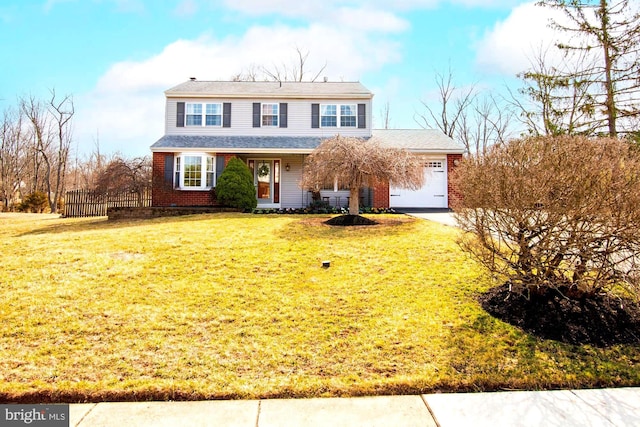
(390, 159), (447, 208)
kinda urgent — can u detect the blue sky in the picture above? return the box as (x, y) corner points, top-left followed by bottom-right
(0, 0), (562, 157)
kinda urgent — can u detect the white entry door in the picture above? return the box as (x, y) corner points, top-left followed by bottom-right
(390, 159), (447, 208)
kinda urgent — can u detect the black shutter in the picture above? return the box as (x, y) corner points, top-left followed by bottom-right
(223, 103), (231, 128)
(216, 155), (225, 184)
(279, 103), (288, 128)
(311, 103), (319, 128)
(253, 103), (261, 128)
(164, 154), (174, 185)
(176, 102), (185, 127)
(358, 104), (366, 129)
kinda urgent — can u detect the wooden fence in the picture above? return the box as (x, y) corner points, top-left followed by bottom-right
(64, 189), (152, 217)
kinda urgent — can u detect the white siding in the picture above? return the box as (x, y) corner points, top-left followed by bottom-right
(166, 98), (372, 138)
(280, 154), (308, 208)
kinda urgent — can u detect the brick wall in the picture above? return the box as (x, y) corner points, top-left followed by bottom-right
(108, 206), (239, 220)
(152, 152), (217, 207)
(447, 153), (463, 209)
(372, 181), (389, 208)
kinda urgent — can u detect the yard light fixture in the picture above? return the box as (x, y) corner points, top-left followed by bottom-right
(285, 163), (290, 171)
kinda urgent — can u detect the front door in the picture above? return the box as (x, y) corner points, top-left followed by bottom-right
(255, 160), (273, 204)
(248, 159), (281, 207)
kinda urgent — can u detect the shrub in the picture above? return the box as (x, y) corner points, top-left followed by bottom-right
(215, 157), (257, 211)
(18, 192), (49, 213)
(452, 135), (640, 301)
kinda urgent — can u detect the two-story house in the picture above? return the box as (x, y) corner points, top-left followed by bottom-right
(150, 79), (464, 209)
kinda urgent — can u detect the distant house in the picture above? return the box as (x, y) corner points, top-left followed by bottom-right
(150, 80), (464, 209)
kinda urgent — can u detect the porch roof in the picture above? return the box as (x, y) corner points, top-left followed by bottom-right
(150, 129), (465, 154)
(150, 135), (330, 154)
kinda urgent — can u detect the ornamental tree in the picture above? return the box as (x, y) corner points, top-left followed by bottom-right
(300, 135), (424, 216)
(452, 135), (640, 301)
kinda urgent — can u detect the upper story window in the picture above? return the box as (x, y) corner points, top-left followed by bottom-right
(177, 102), (230, 128)
(340, 105), (357, 127)
(261, 103), (279, 127)
(321, 104), (357, 128)
(206, 104), (222, 126)
(185, 103), (222, 127)
(320, 105), (337, 127)
(174, 153), (216, 190)
(185, 103), (202, 126)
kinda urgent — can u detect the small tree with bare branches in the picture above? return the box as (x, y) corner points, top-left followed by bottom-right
(232, 47), (327, 82)
(94, 155), (151, 205)
(452, 135), (640, 302)
(300, 136), (424, 219)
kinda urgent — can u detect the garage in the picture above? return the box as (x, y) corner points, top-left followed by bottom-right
(390, 158), (448, 208)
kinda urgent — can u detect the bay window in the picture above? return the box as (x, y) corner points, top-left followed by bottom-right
(174, 153), (216, 190)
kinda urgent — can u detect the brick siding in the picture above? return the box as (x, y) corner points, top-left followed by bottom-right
(372, 181), (389, 208)
(447, 153), (463, 208)
(151, 152), (216, 207)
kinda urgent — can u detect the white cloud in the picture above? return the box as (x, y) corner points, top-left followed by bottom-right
(474, 2), (569, 76)
(221, 0), (520, 16)
(333, 7), (410, 33)
(75, 24), (402, 156)
(451, 0), (525, 7)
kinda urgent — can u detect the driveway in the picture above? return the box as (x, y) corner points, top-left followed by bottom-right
(400, 209), (458, 227)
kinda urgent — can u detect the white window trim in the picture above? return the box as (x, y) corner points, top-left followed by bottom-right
(185, 103), (222, 127)
(174, 153), (216, 190)
(320, 103), (357, 128)
(261, 103), (279, 127)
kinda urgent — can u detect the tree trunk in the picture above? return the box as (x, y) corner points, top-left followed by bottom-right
(600, 0), (617, 137)
(349, 187), (359, 215)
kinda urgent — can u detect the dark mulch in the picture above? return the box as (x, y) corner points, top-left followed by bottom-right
(479, 284), (640, 347)
(324, 214), (378, 226)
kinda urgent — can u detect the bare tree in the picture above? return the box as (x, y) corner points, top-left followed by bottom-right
(415, 68), (477, 141)
(20, 95), (51, 196)
(452, 135), (640, 301)
(0, 107), (28, 210)
(458, 94), (514, 155)
(538, 0), (640, 137)
(233, 47), (327, 82)
(47, 89), (74, 213)
(416, 68), (513, 155)
(94, 155), (151, 204)
(300, 136), (424, 216)
(230, 63), (262, 82)
(378, 101), (392, 129)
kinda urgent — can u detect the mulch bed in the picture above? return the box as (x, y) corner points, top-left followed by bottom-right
(479, 284), (640, 347)
(324, 214), (378, 226)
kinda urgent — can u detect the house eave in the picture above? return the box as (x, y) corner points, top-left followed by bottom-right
(164, 92), (373, 100)
(409, 148), (466, 155)
(150, 146), (314, 155)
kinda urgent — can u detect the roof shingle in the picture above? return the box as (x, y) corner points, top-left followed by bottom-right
(150, 130), (464, 154)
(164, 81), (373, 99)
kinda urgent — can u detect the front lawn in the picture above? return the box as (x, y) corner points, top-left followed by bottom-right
(0, 213), (638, 402)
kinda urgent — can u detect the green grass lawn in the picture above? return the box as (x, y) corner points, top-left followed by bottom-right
(1, 212), (639, 403)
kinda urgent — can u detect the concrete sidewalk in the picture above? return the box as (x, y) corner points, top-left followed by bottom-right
(69, 388), (640, 426)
